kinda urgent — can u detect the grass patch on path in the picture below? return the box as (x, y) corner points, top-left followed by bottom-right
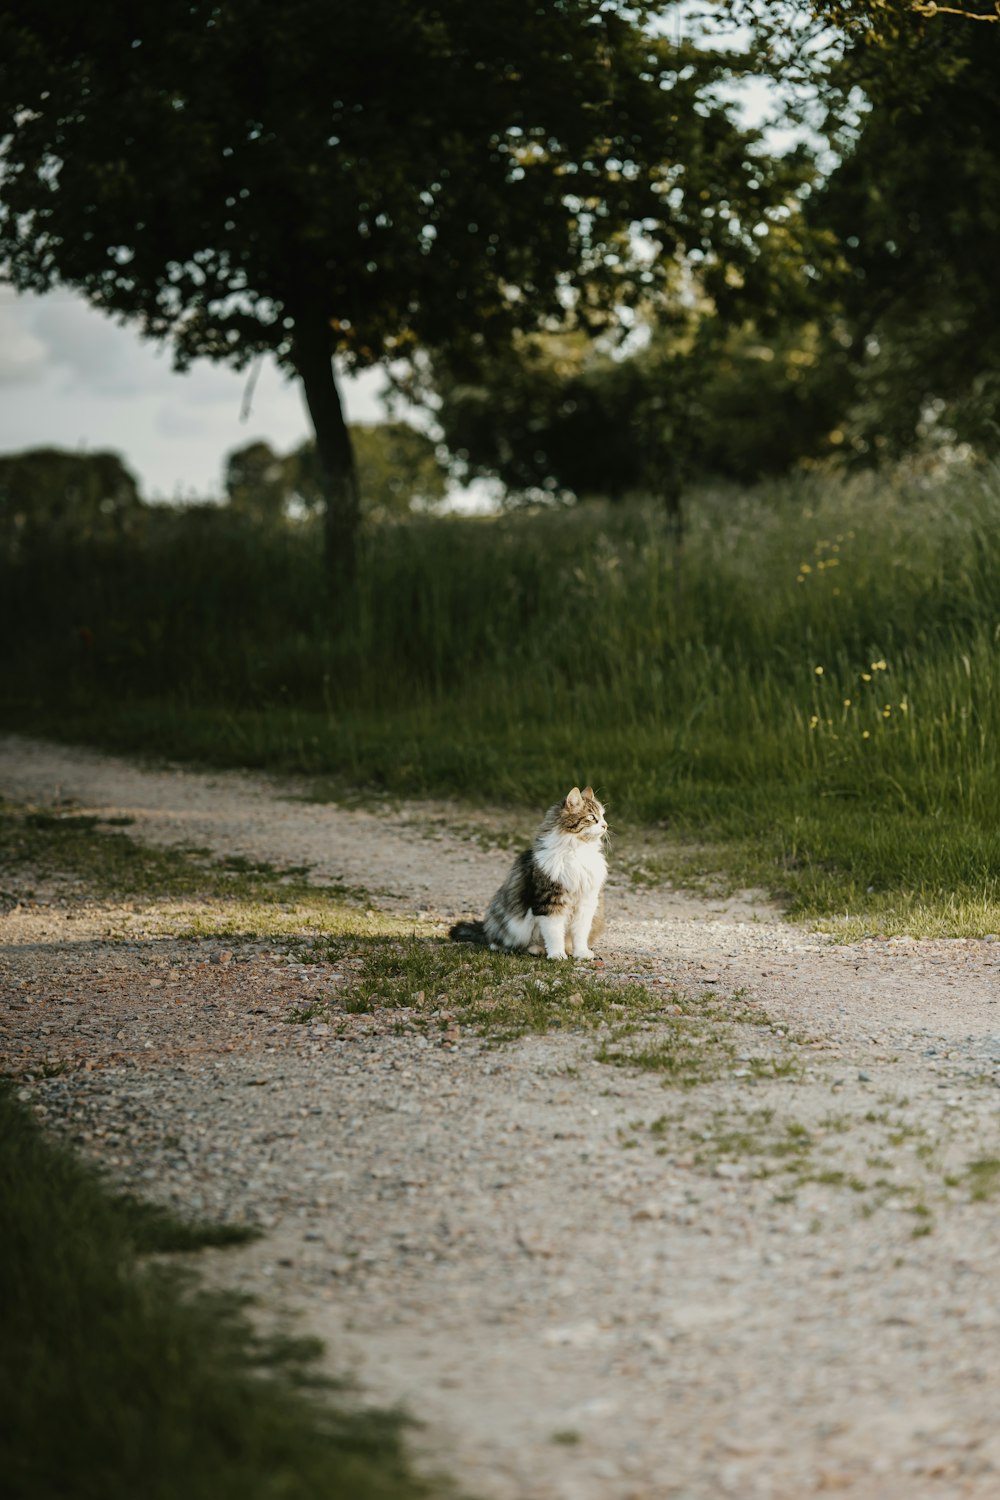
(291, 932), (793, 1090)
(0, 1084), (453, 1500)
(293, 931), (661, 1040)
(0, 798), (433, 945)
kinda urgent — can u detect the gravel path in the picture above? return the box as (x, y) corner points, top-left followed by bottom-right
(3, 734), (1000, 1500)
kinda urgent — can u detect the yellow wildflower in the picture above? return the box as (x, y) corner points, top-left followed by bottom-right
(814, 666), (824, 676)
(862, 730), (870, 739)
(843, 698), (852, 708)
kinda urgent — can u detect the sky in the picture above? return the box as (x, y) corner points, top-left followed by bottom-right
(0, 289), (388, 501)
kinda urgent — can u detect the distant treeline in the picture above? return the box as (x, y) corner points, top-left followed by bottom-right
(0, 422), (447, 554)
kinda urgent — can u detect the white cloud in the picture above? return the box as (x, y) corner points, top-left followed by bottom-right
(0, 305), (48, 386)
(0, 289), (388, 498)
(32, 296), (140, 394)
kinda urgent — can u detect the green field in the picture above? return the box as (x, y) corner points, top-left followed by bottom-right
(6, 465), (1000, 935)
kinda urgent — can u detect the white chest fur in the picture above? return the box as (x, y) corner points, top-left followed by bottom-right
(535, 830), (607, 895)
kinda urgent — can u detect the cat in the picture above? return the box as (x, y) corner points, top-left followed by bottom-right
(449, 786), (608, 960)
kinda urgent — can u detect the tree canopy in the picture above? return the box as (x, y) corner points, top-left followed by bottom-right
(806, 1), (1000, 458)
(434, 0), (1000, 496)
(432, 312), (853, 501)
(5, 0), (993, 528)
(0, 0), (810, 580)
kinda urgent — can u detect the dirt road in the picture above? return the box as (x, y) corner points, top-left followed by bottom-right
(2, 734), (999, 1500)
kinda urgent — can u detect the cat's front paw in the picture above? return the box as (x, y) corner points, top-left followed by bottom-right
(572, 947), (595, 960)
(545, 950), (568, 961)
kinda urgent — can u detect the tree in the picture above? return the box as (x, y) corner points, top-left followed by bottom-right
(804, 3), (1000, 458)
(726, 0), (1000, 460)
(0, 1), (804, 590)
(285, 423), (448, 520)
(432, 311), (853, 502)
(0, 447), (144, 558)
(223, 424), (446, 523)
(224, 441), (289, 523)
(807, 0), (998, 36)
(335, 424), (447, 520)
(430, 331), (648, 503)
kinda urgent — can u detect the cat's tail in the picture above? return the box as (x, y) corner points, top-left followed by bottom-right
(448, 918), (487, 946)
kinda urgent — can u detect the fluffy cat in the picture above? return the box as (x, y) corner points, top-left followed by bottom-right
(449, 786), (608, 960)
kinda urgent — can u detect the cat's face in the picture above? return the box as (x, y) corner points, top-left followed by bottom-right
(561, 786), (607, 842)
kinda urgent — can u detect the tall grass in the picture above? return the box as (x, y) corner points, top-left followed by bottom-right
(6, 464), (1000, 924)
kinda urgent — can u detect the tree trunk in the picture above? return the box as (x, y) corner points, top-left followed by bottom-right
(292, 311), (361, 591)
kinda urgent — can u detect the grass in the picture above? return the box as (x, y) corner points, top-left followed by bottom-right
(0, 1084), (452, 1500)
(287, 928), (802, 1081)
(290, 932), (665, 1039)
(0, 798), (430, 945)
(635, 1099), (1000, 1235)
(290, 931), (802, 1084)
(592, 985), (797, 1088)
(664, 1110), (819, 1179)
(596, 1025), (735, 1089)
(8, 466), (1000, 932)
(965, 1157), (1000, 1202)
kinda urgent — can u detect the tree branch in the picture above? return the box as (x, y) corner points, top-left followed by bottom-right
(911, 1), (999, 18)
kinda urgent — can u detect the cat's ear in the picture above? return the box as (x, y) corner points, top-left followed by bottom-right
(565, 787), (583, 809)
(582, 785), (594, 800)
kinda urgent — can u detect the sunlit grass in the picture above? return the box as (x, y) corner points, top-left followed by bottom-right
(814, 895), (1000, 942)
(0, 800), (432, 945)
